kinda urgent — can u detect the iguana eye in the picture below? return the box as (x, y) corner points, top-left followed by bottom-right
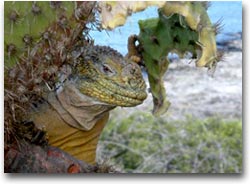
(103, 65), (112, 73)
(101, 64), (115, 76)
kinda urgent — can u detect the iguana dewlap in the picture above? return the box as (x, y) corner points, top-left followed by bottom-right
(31, 105), (109, 164)
(31, 82), (113, 164)
(30, 46), (147, 164)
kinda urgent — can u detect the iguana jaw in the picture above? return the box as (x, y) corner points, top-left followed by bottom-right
(77, 77), (147, 107)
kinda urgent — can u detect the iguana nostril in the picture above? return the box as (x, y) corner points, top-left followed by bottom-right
(122, 63), (140, 77)
(130, 68), (136, 75)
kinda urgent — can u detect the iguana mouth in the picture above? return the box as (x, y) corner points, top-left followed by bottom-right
(78, 76), (147, 107)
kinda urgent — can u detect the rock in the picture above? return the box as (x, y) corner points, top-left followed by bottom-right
(217, 32), (242, 52)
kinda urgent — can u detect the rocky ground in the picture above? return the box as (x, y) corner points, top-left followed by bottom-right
(111, 34), (242, 121)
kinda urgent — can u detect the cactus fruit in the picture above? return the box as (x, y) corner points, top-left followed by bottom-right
(132, 2), (222, 116)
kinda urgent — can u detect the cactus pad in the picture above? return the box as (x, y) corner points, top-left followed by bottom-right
(136, 2), (221, 116)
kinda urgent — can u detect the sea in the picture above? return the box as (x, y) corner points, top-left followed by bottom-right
(89, 1), (242, 56)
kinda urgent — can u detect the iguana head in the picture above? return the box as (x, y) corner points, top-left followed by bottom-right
(71, 45), (147, 107)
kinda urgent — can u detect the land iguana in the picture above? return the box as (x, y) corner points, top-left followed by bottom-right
(27, 45), (147, 164)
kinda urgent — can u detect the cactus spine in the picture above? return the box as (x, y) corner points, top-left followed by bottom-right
(4, 1), (99, 145)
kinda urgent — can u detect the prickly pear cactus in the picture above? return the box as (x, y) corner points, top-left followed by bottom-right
(5, 2), (69, 66)
(4, 1), (98, 67)
(4, 1), (99, 145)
(136, 2), (222, 116)
(4, 1), (103, 173)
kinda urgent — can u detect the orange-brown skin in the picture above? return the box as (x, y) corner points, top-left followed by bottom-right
(31, 103), (109, 164)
